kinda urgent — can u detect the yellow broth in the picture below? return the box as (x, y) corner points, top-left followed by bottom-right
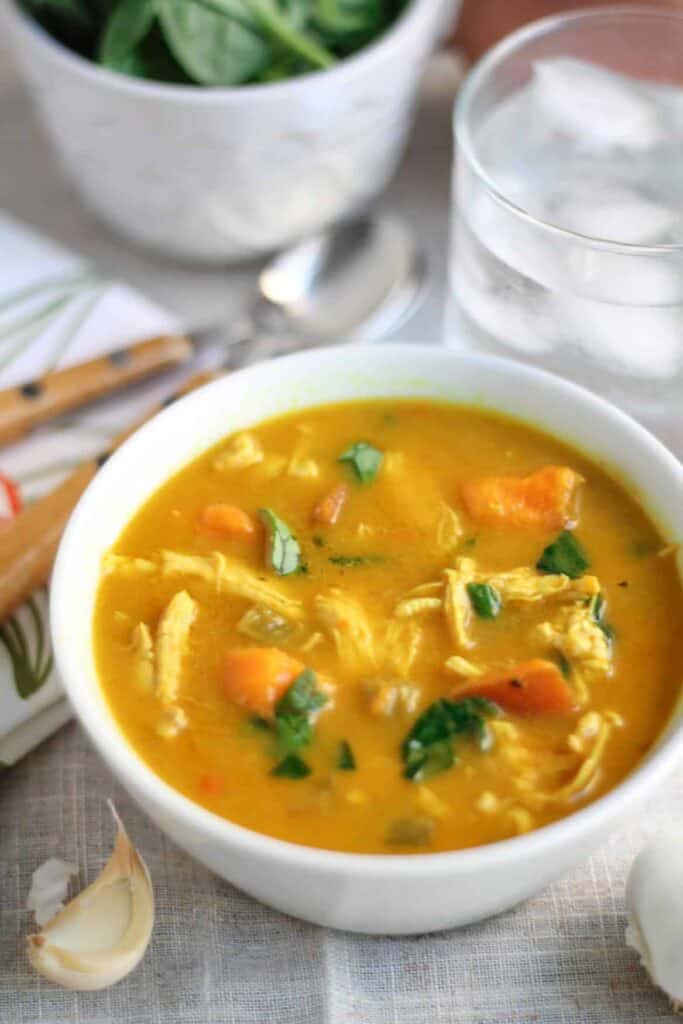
(94, 401), (683, 853)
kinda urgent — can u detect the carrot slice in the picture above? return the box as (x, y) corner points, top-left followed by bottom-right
(221, 648), (305, 717)
(455, 659), (578, 715)
(312, 483), (349, 525)
(199, 773), (224, 796)
(460, 466), (582, 530)
(200, 504), (256, 537)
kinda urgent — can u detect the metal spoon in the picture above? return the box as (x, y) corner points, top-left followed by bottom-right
(0, 215), (426, 446)
(226, 214), (428, 365)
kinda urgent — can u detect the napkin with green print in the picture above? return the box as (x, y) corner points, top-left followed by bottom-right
(0, 211), (191, 768)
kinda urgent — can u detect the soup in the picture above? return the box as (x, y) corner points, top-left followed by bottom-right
(94, 401), (683, 854)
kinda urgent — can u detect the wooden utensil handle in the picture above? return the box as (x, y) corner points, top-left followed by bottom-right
(0, 370), (218, 622)
(0, 334), (194, 447)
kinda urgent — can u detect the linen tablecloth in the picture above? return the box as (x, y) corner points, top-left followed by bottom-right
(1, 39), (682, 1023)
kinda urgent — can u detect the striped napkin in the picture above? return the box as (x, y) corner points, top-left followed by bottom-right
(0, 211), (206, 767)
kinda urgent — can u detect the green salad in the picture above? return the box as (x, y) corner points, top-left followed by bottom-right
(19, 0), (408, 86)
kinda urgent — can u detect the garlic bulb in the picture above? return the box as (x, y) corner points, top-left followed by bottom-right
(27, 804), (154, 990)
(626, 826), (683, 1012)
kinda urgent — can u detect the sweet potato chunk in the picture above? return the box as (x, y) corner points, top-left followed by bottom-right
(200, 504), (256, 537)
(221, 647), (304, 717)
(460, 466), (582, 530)
(454, 658), (578, 715)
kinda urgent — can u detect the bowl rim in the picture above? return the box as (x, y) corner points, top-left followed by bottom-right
(7, 0), (441, 104)
(51, 343), (683, 877)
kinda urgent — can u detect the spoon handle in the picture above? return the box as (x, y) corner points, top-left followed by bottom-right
(0, 334), (194, 448)
(0, 369), (217, 622)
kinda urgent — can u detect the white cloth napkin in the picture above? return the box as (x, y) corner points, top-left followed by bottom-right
(0, 211), (199, 766)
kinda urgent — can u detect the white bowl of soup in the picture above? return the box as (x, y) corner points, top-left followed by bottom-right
(50, 344), (683, 934)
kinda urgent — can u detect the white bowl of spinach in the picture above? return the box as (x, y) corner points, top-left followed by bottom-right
(17, 0), (411, 87)
(7, 0), (453, 261)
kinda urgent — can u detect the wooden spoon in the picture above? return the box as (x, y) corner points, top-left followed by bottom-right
(0, 371), (217, 622)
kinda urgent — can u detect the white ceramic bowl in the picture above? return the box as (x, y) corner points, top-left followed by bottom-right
(6, 0), (453, 263)
(51, 344), (683, 934)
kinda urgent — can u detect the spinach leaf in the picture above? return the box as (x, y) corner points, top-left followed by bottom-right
(537, 531), (589, 579)
(590, 593), (615, 640)
(271, 753), (311, 778)
(336, 740), (356, 771)
(273, 669), (327, 756)
(466, 582), (501, 619)
(259, 508), (302, 576)
(338, 441), (383, 484)
(23, 0), (95, 29)
(276, 668), (328, 716)
(246, 0), (334, 69)
(401, 697), (498, 782)
(98, 0), (155, 68)
(157, 0), (270, 85)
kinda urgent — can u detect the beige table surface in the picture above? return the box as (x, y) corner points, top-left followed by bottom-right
(1, 28), (682, 1024)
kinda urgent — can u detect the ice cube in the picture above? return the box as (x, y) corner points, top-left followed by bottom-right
(532, 59), (663, 150)
(552, 186), (678, 244)
(453, 268), (557, 355)
(558, 294), (682, 378)
(567, 245), (683, 306)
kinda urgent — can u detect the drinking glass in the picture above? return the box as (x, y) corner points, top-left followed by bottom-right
(448, 6), (683, 422)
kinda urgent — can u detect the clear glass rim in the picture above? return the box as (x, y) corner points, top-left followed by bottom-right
(454, 4), (683, 255)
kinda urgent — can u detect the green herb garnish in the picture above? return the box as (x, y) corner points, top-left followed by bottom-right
(276, 669), (327, 716)
(336, 740), (356, 771)
(556, 652), (572, 680)
(401, 697), (498, 782)
(248, 715), (271, 732)
(338, 441), (383, 484)
(271, 753), (311, 779)
(272, 669), (327, 761)
(537, 531), (589, 579)
(466, 582), (502, 619)
(328, 554), (385, 567)
(312, 535), (325, 548)
(19, 0), (407, 87)
(259, 508), (302, 576)
(590, 593), (615, 641)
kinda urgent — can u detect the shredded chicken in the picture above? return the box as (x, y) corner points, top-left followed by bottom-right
(129, 622), (154, 689)
(384, 620), (422, 677)
(213, 432), (263, 471)
(444, 655), (483, 679)
(485, 568), (600, 605)
(363, 679), (421, 717)
(155, 590), (197, 705)
(435, 503), (463, 553)
(416, 786), (450, 820)
(161, 550), (304, 620)
(314, 588), (376, 672)
(536, 603), (612, 680)
(443, 557), (477, 650)
(102, 553), (156, 576)
(156, 704), (189, 739)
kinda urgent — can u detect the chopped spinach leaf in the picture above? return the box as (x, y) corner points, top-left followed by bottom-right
(467, 582), (502, 619)
(271, 669), (327, 757)
(462, 537), (478, 550)
(556, 652), (572, 680)
(537, 531), (589, 579)
(631, 539), (657, 558)
(338, 441), (383, 484)
(276, 669), (327, 716)
(312, 534), (325, 548)
(248, 715), (272, 732)
(259, 507), (301, 576)
(401, 697), (498, 782)
(336, 740), (356, 771)
(590, 593), (615, 641)
(328, 554), (385, 567)
(271, 753), (311, 779)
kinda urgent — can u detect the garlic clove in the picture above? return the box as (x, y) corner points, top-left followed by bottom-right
(626, 826), (683, 1012)
(27, 803), (154, 991)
